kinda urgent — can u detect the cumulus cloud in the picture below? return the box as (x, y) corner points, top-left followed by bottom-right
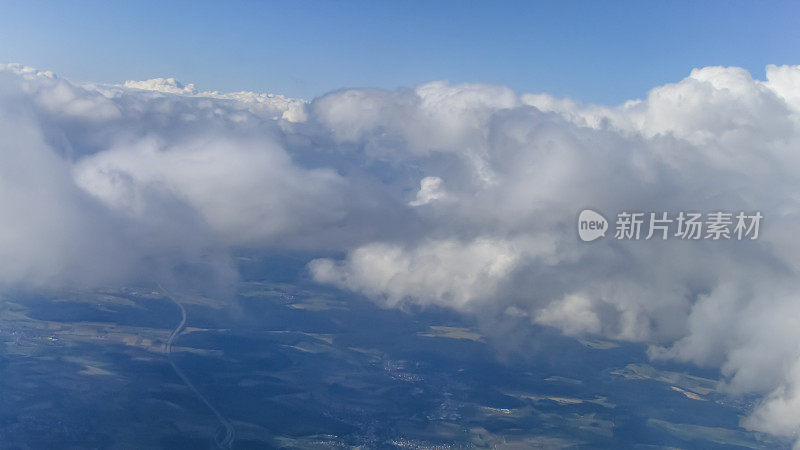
(308, 65), (800, 439)
(3, 62), (800, 439)
(309, 238), (519, 309)
(534, 293), (602, 336)
(409, 176), (446, 206)
(122, 76), (308, 122)
(73, 135), (345, 246)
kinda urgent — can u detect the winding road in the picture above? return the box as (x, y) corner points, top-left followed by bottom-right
(158, 283), (235, 449)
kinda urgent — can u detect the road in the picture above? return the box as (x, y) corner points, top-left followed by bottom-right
(159, 283), (235, 449)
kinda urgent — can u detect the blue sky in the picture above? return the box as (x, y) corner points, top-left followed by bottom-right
(1, 0), (798, 104)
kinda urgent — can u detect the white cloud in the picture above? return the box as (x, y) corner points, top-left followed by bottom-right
(123, 77), (197, 95)
(309, 238), (520, 309)
(3, 63), (800, 439)
(409, 176), (446, 206)
(73, 135), (346, 246)
(123, 76), (308, 122)
(535, 293), (602, 336)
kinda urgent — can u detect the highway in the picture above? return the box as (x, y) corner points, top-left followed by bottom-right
(158, 283), (235, 449)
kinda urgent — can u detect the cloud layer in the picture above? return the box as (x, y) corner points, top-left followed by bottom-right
(2, 62), (800, 439)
